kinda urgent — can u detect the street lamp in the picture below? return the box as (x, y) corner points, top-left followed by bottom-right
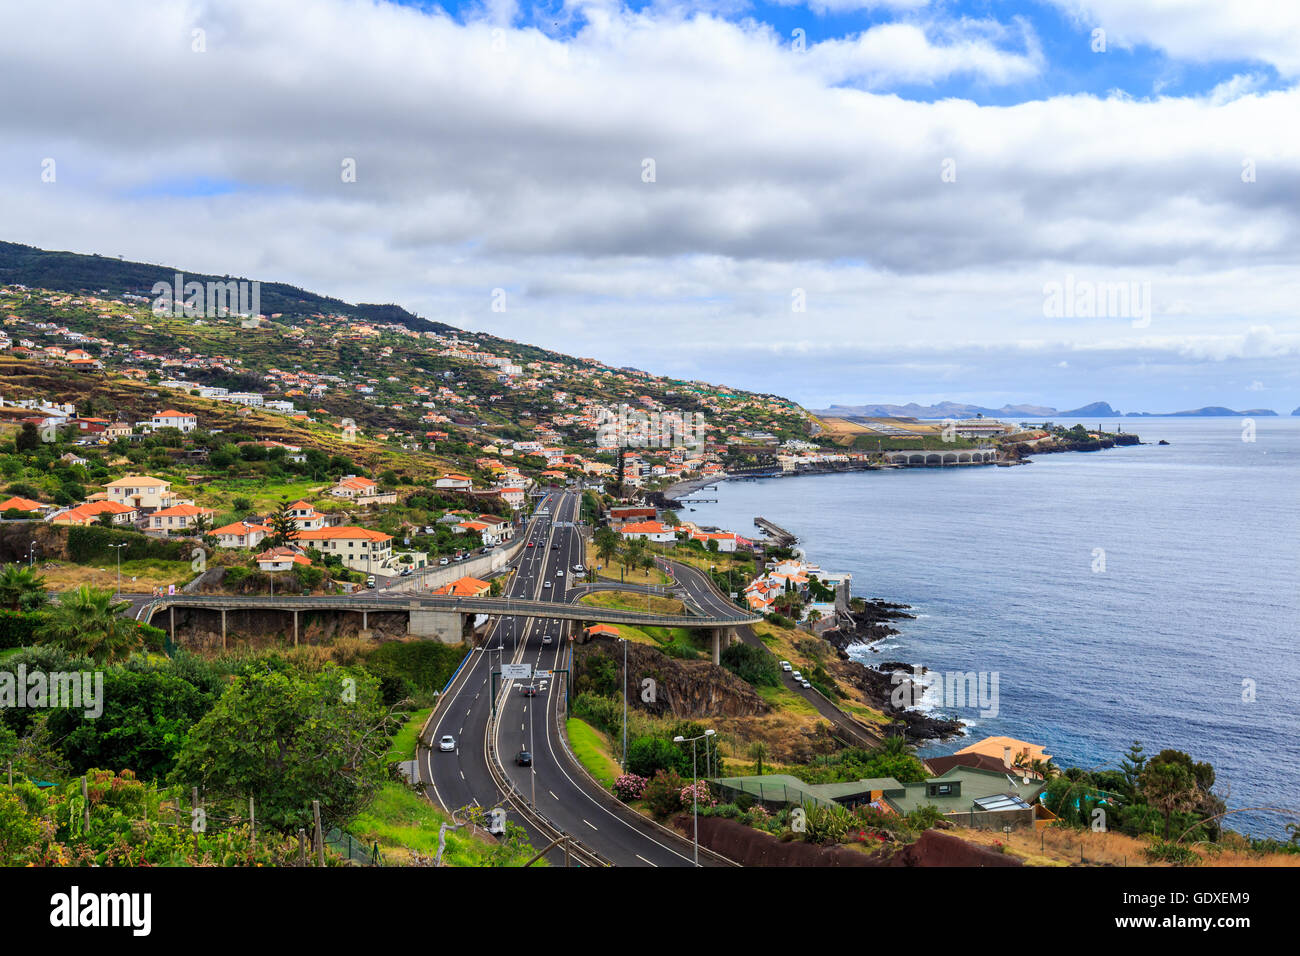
(673, 728), (715, 867)
(108, 542), (128, 598)
(28, 540), (38, 569)
(619, 637), (628, 771)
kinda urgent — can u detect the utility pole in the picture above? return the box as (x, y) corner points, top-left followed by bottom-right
(109, 542), (128, 598)
(620, 637), (628, 771)
(313, 800), (324, 866)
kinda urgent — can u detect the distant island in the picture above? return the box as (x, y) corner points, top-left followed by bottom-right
(817, 400), (1283, 419)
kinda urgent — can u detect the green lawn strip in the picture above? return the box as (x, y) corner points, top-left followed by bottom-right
(349, 782), (539, 867)
(385, 706), (434, 763)
(565, 717), (622, 790)
(756, 684), (818, 716)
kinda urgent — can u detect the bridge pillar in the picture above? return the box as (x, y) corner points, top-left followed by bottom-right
(169, 606), (175, 645)
(409, 609), (464, 644)
(221, 609), (226, 650)
(711, 628), (721, 665)
(293, 610), (299, 647)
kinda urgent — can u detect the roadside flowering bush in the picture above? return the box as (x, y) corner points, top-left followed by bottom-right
(679, 781), (715, 808)
(613, 773), (648, 801)
(643, 770), (685, 819)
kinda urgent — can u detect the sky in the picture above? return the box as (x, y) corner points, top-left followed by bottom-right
(2, 0), (1299, 412)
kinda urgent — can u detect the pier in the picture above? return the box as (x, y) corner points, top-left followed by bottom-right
(754, 516), (797, 547)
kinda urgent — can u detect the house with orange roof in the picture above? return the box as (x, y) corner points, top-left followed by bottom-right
(954, 736), (1053, 770)
(583, 623), (620, 639)
(105, 475), (179, 512)
(149, 409), (197, 433)
(295, 525), (394, 573)
(256, 546), (312, 572)
(0, 495), (51, 515)
(433, 575), (491, 597)
(618, 520), (675, 543)
(149, 504), (215, 533)
(212, 520), (273, 549)
(283, 500), (327, 530)
(435, 473), (474, 491)
(329, 475), (396, 504)
(52, 500), (138, 527)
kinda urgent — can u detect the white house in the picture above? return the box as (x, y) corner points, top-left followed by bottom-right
(149, 409), (197, 433)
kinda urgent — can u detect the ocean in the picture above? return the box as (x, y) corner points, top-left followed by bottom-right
(676, 416), (1300, 838)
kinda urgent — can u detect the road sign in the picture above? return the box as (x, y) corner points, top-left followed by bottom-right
(501, 663), (532, 680)
(533, 670), (551, 678)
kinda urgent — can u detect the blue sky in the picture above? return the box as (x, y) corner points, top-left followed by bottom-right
(3, 0), (1299, 411)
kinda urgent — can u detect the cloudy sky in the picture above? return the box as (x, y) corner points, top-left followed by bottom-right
(3, 0), (1300, 411)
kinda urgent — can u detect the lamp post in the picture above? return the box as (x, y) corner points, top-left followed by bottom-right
(28, 540), (38, 569)
(673, 728), (715, 867)
(108, 542), (128, 599)
(619, 637), (628, 771)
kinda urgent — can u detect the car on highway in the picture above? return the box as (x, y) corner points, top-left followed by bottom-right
(520, 685), (537, 697)
(527, 541), (535, 548)
(572, 564), (585, 573)
(780, 661), (792, 671)
(365, 575), (376, 589)
(542, 635), (553, 645)
(551, 543), (560, 550)
(543, 581), (552, 589)
(555, 570), (564, 577)
(516, 750), (532, 767)
(438, 735), (455, 752)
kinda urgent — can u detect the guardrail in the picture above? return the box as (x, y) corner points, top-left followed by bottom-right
(137, 591), (761, 628)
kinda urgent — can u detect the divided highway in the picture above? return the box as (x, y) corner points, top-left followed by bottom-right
(419, 490), (726, 866)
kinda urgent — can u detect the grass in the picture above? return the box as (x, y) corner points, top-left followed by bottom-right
(566, 717), (622, 790)
(579, 590), (686, 616)
(756, 684), (819, 716)
(385, 706), (434, 763)
(585, 542), (670, 586)
(37, 558), (196, 592)
(349, 782), (540, 867)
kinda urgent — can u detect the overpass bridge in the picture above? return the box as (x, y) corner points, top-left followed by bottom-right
(138, 591), (761, 647)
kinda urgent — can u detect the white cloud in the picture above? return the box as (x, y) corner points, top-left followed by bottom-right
(1047, 1), (1300, 77)
(0, 0), (1298, 406)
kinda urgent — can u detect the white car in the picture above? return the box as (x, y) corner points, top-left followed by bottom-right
(780, 661), (792, 672)
(572, 564), (585, 573)
(542, 635), (553, 645)
(438, 735), (455, 752)
(543, 581), (553, 589)
(791, 671), (802, 681)
(801, 680), (812, 689)
(556, 570), (564, 577)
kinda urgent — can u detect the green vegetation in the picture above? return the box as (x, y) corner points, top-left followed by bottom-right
(566, 718), (622, 789)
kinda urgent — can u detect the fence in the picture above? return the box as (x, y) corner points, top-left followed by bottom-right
(709, 779), (838, 813)
(325, 827), (381, 865)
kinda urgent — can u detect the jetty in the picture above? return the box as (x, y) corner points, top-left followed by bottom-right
(754, 516), (797, 547)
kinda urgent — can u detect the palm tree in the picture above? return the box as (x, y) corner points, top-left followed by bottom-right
(594, 527), (620, 568)
(34, 585), (141, 663)
(0, 564), (48, 612)
(880, 734), (909, 757)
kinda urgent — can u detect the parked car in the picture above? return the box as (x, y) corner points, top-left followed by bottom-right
(365, 575), (376, 589)
(780, 661), (792, 672)
(790, 671), (802, 681)
(438, 735), (455, 752)
(438, 557), (449, 565)
(572, 564), (585, 573)
(516, 750), (532, 767)
(400, 567), (414, 577)
(801, 680), (812, 690)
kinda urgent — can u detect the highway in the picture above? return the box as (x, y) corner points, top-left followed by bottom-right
(661, 557), (881, 749)
(419, 490), (724, 866)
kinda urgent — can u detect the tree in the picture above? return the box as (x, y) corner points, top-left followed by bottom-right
(748, 740), (769, 776)
(0, 565), (48, 612)
(15, 423), (39, 453)
(1141, 759), (1198, 839)
(34, 585), (141, 663)
(594, 527), (620, 568)
(171, 667), (395, 831)
(267, 497), (299, 549)
(1119, 740), (1147, 797)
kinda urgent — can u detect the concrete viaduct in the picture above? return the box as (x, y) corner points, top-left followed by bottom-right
(884, 449), (999, 467)
(139, 592), (758, 659)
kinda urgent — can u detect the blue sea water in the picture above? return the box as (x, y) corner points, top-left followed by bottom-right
(679, 417), (1300, 838)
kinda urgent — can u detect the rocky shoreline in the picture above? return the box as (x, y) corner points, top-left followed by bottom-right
(823, 602), (965, 743)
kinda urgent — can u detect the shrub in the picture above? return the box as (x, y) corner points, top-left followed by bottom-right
(613, 773), (648, 801)
(643, 769), (685, 819)
(680, 780), (715, 808)
(720, 642), (780, 687)
(0, 610), (43, 650)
